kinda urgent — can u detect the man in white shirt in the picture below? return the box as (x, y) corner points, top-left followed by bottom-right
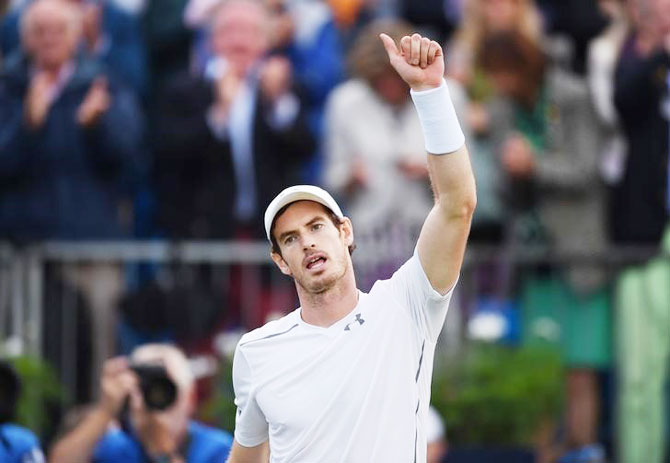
(227, 32), (476, 463)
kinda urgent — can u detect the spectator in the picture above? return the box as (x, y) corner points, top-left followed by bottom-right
(447, 0), (544, 86)
(0, 360), (46, 463)
(326, 0), (376, 51)
(184, 0), (344, 180)
(536, 0), (609, 74)
(586, 0), (629, 187)
(0, 0), (142, 241)
(0, 424), (45, 463)
(49, 344), (233, 463)
(141, 0), (192, 99)
(0, 0), (143, 397)
(480, 31), (609, 462)
(264, 0), (344, 141)
(611, 0), (670, 461)
(0, 0), (148, 97)
(154, 0), (314, 240)
(324, 21), (437, 245)
(446, 0), (545, 243)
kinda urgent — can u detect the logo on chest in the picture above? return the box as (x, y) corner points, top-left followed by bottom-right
(344, 313), (365, 332)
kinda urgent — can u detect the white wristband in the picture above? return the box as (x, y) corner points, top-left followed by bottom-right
(410, 79), (465, 155)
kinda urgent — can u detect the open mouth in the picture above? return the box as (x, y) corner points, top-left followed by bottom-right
(305, 255), (327, 270)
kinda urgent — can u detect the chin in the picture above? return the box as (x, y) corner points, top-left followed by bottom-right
(302, 274), (337, 294)
(301, 264), (349, 294)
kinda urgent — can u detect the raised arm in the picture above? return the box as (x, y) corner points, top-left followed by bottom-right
(380, 33), (476, 294)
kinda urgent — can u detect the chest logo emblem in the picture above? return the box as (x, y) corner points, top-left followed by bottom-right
(344, 313), (365, 331)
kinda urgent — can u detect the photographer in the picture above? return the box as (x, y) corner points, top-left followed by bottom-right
(0, 361), (46, 463)
(49, 344), (232, 463)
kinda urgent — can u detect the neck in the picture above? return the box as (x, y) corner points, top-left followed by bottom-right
(296, 262), (359, 328)
(37, 61), (67, 78)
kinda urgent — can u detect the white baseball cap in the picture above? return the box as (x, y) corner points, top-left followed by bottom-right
(264, 185), (344, 241)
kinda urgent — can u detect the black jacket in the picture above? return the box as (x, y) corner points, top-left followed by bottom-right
(153, 71), (315, 239)
(610, 36), (670, 244)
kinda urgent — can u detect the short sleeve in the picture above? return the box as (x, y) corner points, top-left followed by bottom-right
(20, 448), (46, 463)
(92, 429), (142, 462)
(232, 346), (269, 447)
(384, 249), (456, 342)
(0, 425), (45, 463)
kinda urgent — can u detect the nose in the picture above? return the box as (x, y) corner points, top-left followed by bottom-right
(301, 238), (316, 250)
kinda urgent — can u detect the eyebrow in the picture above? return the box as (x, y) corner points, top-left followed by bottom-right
(277, 215), (325, 243)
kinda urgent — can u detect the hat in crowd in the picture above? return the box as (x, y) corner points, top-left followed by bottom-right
(264, 185), (344, 241)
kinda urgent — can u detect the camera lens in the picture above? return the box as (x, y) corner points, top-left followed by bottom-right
(143, 376), (177, 410)
(130, 364), (177, 411)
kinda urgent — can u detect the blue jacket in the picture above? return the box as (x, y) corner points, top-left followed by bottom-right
(0, 424), (45, 463)
(93, 421), (233, 463)
(0, 3), (148, 97)
(0, 53), (144, 240)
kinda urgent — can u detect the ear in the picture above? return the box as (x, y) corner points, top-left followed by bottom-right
(271, 251), (293, 277)
(340, 217), (354, 248)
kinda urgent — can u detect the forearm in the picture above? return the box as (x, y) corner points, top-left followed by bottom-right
(428, 146), (476, 217)
(49, 407), (112, 463)
(410, 80), (475, 216)
(412, 81), (475, 293)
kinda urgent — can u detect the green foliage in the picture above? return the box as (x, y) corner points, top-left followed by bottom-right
(201, 356), (237, 434)
(431, 344), (563, 446)
(10, 355), (65, 437)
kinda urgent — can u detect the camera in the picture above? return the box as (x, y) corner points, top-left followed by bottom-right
(0, 360), (20, 424)
(129, 364), (177, 411)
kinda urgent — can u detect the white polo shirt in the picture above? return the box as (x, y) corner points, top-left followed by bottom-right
(232, 251), (454, 463)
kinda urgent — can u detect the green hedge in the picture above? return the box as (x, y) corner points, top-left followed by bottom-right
(431, 344), (563, 446)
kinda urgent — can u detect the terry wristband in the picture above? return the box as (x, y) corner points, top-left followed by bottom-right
(410, 79), (465, 155)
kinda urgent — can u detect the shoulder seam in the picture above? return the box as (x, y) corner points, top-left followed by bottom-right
(239, 323), (299, 347)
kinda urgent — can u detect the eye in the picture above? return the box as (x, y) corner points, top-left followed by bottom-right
(312, 223), (324, 231)
(284, 235), (296, 245)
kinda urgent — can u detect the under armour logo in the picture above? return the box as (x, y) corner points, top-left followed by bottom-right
(344, 313), (365, 331)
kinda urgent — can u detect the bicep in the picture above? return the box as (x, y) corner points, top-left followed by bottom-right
(227, 440), (269, 463)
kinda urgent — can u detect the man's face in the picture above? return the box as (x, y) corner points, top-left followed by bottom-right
(211, 2), (269, 75)
(24, 2), (79, 70)
(130, 355), (194, 441)
(271, 201), (353, 294)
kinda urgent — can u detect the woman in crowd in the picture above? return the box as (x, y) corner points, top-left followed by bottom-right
(480, 31), (610, 462)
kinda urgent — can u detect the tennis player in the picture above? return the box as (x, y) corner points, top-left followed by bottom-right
(227, 31), (476, 463)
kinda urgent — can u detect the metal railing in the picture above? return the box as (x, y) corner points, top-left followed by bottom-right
(1, 238), (667, 405)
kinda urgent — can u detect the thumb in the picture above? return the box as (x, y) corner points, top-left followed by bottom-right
(379, 33), (400, 60)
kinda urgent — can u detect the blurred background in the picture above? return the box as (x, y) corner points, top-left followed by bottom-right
(0, 0), (669, 461)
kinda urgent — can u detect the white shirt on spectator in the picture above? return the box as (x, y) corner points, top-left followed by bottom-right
(232, 250), (455, 463)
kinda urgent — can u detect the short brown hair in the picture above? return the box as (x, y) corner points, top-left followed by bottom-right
(270, 203), (356, 256)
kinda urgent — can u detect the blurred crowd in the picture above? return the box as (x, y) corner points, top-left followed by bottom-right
(0, 0), (669, 461)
